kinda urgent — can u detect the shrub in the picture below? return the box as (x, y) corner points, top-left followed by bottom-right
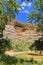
(11, 40), (32, 51)
(1, 54), (18, 65)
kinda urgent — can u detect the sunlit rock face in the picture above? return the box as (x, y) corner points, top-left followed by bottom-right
(3, 20), (43, 42)
(16, 29), (42, 42)
(3, 25), (17, 40)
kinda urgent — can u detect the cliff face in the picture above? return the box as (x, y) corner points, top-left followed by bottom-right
(3, 25), (17, 40)
(8, 20), (37, 30)
(3, 20), (42, 42)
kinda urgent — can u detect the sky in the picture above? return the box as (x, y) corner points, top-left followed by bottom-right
(15, 0), (33, 23)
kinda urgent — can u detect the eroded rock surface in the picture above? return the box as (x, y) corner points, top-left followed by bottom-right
(3, 25), (17, 40)
(3, 20), (43, 42)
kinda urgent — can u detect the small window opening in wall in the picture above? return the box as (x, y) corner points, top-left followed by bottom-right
(15, 25), (23, 29)
(21, 28), (28, 32)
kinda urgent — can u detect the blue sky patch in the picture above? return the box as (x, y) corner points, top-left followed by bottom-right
(15, 0), (33, 23)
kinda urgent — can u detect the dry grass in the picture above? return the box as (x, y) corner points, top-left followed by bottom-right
(16, 54), (43, 61)
(5, 50), (43, 61)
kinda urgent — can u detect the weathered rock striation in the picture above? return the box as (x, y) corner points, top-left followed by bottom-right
(3, 25), (17, 40)
(3, 20), (43, 42)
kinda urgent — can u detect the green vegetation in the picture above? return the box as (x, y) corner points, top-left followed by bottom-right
(28, 0), (43, 32)
(0, 0), (21, 54)
(30, 37), (43, 54)
(0, 0), (43, 65)
(0, 0), (21, 22)
(0, 54), (43, 65)
(28, 0), (43, 54)
(0, 1), (21, 65)
(11, 40), (32, 51)
(0, 38), (12, 54)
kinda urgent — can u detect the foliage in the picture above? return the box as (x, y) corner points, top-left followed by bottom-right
(11, 40), (32, 51)
(0, 54), (43, 65)
(0, 18), (7, 32)
(37, 24), (43, 32)
(28, 11), (41, 23)
(30, 37), (43, 53)
(0, 0), (21, 20)
(0, 0), (21, 33)
(28, 0), (43, 24)
(0, 0), (21, 55)
(28, 0), (43, 32)
(1, 54), (18, 65)
(0, 38), (12, 54)
(28, 0), (43, 54)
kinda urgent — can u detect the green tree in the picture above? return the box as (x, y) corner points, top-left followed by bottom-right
(0, 0), (21, 64)
(0, 0), (21, 38)
(28, 0), (43, 54)
(0, 0), (21, 32)
(0, 0), (21, 20)
(28, 0), (43, 32)
(0, 0), (21, 53)
(30, 37), (43, 54)
(0, 0), (21, 57)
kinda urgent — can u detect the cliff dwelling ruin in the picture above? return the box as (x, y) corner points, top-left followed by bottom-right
(3, 20), (43, 42)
